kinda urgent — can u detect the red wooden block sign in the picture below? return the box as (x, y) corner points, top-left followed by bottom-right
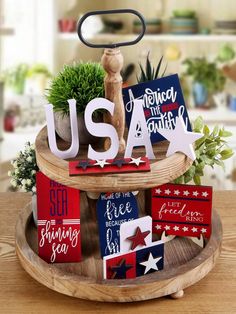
(69, 157), (150, 176)
(152, 183), (212, 238)
(37, 172), (81, 263)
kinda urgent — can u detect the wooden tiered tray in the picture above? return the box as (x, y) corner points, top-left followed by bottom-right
(15, 127), (222, 302)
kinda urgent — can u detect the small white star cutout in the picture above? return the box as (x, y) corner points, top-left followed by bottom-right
(183, 190), (190, 196)
(182, 226), (189, 232)
(155, 224), (162, 230)
(155, 188), (162, 194)
(201, 228), (207, 233)
(129, 157), (145, 166)
(165, 189), (171, 195)
(164, 225), (170, 231)
(174, 190), (180, 195)
(94, 159), (110, 168)
(173, 226), (179, 231)
(202, 191), (209, 197)
(139, 253), (162, 274)
(191, 227), (198, 233)
(158, 116), (203, 160)
(193, 191), (199, 197)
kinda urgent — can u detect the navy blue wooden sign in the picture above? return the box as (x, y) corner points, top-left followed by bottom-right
(123, 74), (191, 143)
(97, 192), (139, 257)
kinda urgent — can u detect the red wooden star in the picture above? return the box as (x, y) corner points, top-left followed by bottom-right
(127, 227), (150, 250)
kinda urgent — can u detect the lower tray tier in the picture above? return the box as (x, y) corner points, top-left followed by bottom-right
(15, 192), (222, 302)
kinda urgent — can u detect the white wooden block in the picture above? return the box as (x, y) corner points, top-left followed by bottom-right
(120, 216), (152, 253)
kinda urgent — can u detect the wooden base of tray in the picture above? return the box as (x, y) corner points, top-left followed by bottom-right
(15, 192), (222, 302)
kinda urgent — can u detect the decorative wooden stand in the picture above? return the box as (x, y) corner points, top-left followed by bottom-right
(14, 128), (223, 302)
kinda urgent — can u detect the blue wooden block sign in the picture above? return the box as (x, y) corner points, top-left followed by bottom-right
(97, 192), (139, 257)
(123, 74), (191, 144)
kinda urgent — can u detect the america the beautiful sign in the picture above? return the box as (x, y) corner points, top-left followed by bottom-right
(123, 74), (191, 143)
(36, 172), (81, 263)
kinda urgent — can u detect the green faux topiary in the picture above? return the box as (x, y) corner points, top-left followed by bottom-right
(46, 62), (105, 116)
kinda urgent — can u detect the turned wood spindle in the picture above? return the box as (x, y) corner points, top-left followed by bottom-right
(101, 48), (126, 153)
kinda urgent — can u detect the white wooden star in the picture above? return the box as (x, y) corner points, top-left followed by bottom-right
(183, 190), (190, 196)
(94, 160), (110, 168)
(201, 228), (207, 233)
(139, 253), (162, 274)
(191, 227), (198, 233)
(182, 226), (188, 232)
(155, 224), (162, 230)
(158, 116), (203, 160)
(193, 191), (199, 197)
(173, 226), (179, 231)
(129, 157), (145, 166)
(202, 191), (209, 197)
(165, 189), (171, 195)
(174, 190), (180, 195)
(155, 188), (162, 194)
(164, 225), (170, 231)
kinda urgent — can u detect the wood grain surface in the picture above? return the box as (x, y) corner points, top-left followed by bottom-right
(15, 192), (222, 302)
(35, 127), (193, 192)
(1, 191), (236, 312)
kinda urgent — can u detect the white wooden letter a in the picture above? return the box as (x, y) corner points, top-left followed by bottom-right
(45, 99), (79, 159)
(125, 100), (155, 159)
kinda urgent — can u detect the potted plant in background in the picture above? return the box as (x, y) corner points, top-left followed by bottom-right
(25, 64), (52, 95)
(46, 62), (105, 144)
(183, 57), (226, 108)
(1, 63), (29, 95)
(9, 142), (38, 225)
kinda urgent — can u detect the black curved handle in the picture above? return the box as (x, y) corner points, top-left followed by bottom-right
(77, 9), (146, 49)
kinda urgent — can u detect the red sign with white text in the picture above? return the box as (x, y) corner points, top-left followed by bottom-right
(152, 183), (212, 238)
(37, 172), (81, 263)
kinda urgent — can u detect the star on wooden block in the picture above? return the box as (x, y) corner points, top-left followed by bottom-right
(158, 116), (203, 160)
(127, 227), (150, 250)
(110, 258), (133, 279)
(129, 157), (146, 166)
(76, 160), (90, 170)
(139, 253), (162, 274)
(94, 160), (110, 168)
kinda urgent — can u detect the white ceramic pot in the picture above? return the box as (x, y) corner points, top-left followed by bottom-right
(32, 193), (37, 226)
(54, 112), (101, 144)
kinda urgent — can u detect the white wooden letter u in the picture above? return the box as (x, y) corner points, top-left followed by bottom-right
(45, 99), (79, 159)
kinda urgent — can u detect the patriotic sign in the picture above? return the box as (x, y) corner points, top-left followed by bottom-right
(152, 183), (213, 238)
(37, 172), (81, 263)
(103, 240), (164, 279)
(123, 74), (191, 144)
(69, 157), (150, 176)
(97, 192), (139, 257)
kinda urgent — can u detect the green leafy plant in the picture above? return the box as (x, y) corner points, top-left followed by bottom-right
(137, 54), (166, 83)
(183, 57), (226, 93)
(1, 63), (29, 94)
(27, 64), (52, 78)
(9, 142), (39, 194)
(46, 62), (105, 116)
(174, 116), (234, 185)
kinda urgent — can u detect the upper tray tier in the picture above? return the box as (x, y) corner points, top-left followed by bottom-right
(35, 127), (193, 192)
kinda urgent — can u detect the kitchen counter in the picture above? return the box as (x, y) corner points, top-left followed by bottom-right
(0, 191), (236, 313)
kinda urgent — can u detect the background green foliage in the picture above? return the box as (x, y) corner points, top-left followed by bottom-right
(46, 62), (105, 116)
(174, 116), (234, 185)
(137, 54), (166, 83)
(183, 57), (226, 93)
